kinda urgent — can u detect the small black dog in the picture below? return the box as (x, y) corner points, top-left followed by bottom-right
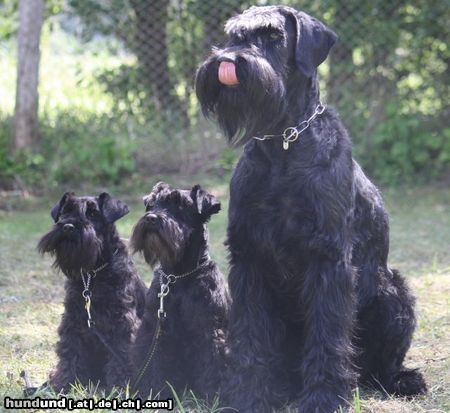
(38, 192), (146, 392)
(196, 5), (426, 413)
(130, 182), (230, 401)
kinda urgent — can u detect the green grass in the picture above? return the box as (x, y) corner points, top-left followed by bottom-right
(0, 184), (449, 412)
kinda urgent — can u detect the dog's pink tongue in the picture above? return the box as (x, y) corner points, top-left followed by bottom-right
(218, 61), (239, 85)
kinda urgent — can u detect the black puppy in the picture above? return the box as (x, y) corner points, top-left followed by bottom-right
(130, 182), (230, 401)
(38, 192), (146, 392)
(196, 5), (426, 413)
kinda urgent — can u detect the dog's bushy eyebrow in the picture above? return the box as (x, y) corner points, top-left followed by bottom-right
(225, 11), (284, 36)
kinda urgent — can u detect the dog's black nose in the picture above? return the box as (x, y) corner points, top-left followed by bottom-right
(63, 223), (75, 232)
(145, 214), (158, 224)
(217, 54), (236, 63)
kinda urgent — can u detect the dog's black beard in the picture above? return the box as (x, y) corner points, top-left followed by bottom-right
(38, 224), (103, 275)
(130, 216), (188, 269)
(196, 50), (286, 145)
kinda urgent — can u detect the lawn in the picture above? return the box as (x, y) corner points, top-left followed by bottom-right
(0, 183), (449, 412)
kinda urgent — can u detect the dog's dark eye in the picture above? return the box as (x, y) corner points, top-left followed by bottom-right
(87, 209), (99, 218)
(269, 32), (282, 41)
(231, 34), (245, 44)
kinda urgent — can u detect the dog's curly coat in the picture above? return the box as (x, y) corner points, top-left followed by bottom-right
(196, 5), (426, 412)
(38, 192), (146, 392)
(130, 182), (230, 400)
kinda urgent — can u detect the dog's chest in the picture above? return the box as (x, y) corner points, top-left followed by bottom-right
(230, 157), (316, 256)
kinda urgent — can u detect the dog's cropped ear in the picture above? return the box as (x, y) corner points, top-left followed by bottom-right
(152, 181), (170, 194)
(190, 185), (221, 221)
(51, 192), (74, 222)
(98, 192), (129, 223)
(287, 9), (337, 77)
(142, 194), (154, 208)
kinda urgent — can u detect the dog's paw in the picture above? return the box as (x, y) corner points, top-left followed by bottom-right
(388, 368), (427, 397)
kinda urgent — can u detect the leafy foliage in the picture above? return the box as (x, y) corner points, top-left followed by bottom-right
(40, 113), (136, 186)
(0, 0), (18, 40)
(0, 113), (136, 190)
(364, 102), (450, 184)
(0, 0), (449, 189)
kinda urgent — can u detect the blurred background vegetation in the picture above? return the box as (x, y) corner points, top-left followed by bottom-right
(1, 3), (449, 410)
(0, 0), (449, 195)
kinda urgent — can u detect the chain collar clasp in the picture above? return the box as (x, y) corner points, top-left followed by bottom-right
(155, 264), (204, 319)
(253, 102), (326, 150)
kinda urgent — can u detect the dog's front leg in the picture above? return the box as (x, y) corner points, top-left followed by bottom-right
(48, 323), (94, 393)
(222, 257), (288, 413)
(297, 257), (356, 413)
(102, 329), (133, 390)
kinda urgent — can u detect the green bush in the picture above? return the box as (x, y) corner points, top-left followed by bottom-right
(360, 102), (450, 184)
(41, 112), (136, 188)
(0, 118), (44, 189)
(218, 148), (238, 175)
(2, 103), (449, 192)
(0, 113), (137, 190)
(0, 117), (14, 180)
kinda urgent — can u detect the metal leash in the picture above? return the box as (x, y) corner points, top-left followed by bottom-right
(79, 249), (118, 328)
(132, 318), (163, 390)
(80, 261), (109, 328)
(79, 250), (128, 368)
(253, 102), (326, 150)
(132, 264), (205, 390)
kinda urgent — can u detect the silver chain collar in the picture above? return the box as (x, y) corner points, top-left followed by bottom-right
(155, 264), (204, 319)
(79, 250), (118, 328)
(252, 102), (326, 150)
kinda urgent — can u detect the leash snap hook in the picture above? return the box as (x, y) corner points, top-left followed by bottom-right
(157, 283), (170, 319)
(157, 309), (166, 319)
(84, 295), (94, 328)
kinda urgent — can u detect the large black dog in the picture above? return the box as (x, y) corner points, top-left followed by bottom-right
(196, 5), (426, 412)
(130, 182), (230, 400)
(38, 192), (146, 392)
